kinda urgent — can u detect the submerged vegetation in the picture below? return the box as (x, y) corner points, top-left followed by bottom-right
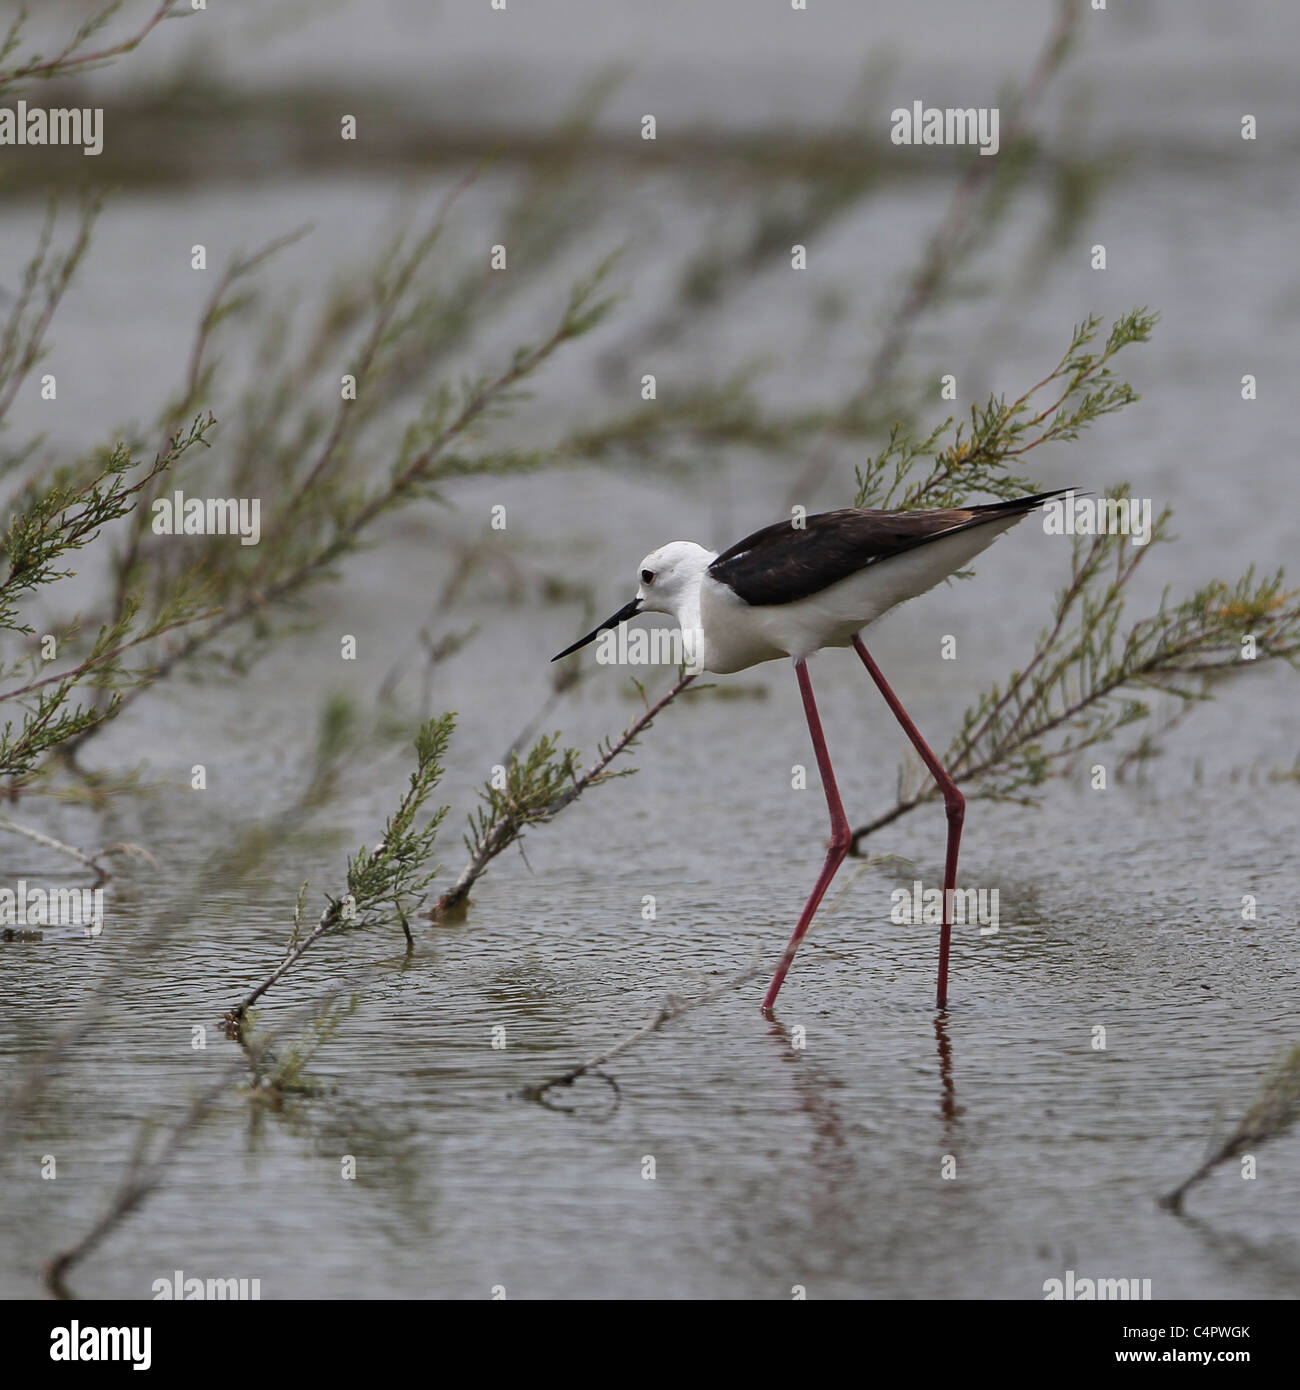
(225, 714), (455, 1031)
(1161, 1045), (1300, 1215)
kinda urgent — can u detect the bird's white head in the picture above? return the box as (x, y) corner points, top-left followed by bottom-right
(634, 540), (713, 619)
(551, 539), (713, 663)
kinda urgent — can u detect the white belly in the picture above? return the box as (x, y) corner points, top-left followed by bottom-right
(698, 515), (1022, 673)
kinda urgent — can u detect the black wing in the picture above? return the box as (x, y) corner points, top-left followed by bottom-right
(707, 490), (1070, 607)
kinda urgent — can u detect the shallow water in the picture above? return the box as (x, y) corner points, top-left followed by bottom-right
(2, 1), (1298, 1300)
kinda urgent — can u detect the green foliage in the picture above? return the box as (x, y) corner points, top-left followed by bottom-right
(853, 310), (1158, 510)
(1, 416), (210, 620)
(229, 715), (455, 1025)
(51, 220), (625, 754)
(0, 196), (103, 432)
(0, 415), (217, 783)
(0, 171), (625, 783)
(336, 714), (455, 932)
(436, 675), (695, 918)
(0, 3), (182, 97)
(439, 733), (584, 915)
(843, 313), (1299, 845)
(467, 733), (582, 851)
(945, 503), (1298, 804)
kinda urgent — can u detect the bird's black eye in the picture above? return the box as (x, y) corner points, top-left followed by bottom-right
(641, 569), (655, 585)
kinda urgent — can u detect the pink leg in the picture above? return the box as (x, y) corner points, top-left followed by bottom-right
(762, 660), (851, 1014)
(852, 634), (964, 1008)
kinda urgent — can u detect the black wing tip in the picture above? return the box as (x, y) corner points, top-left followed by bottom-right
(974, 486), (1082, 514)
(1026, 485), (1083, 505)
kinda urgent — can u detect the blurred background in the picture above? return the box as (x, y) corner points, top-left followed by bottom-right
(1, 0), (1297, 1300)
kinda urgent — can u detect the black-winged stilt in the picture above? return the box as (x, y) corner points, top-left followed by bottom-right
(553, 489), (1068, 1012)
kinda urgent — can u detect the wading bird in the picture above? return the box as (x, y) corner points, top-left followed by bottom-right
(553, 490), (1067, 1012)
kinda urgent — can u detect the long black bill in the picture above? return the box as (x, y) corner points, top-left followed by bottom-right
(551, 598), (642, 662)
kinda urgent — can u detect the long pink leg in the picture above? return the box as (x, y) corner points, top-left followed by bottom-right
(852, 634), (964, 1009)
(762, 659), (851, 1014)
